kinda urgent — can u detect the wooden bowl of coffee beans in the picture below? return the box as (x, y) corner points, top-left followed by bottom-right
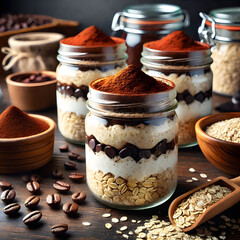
(6, 71), (56, 111)
(195, 112), (240, 175)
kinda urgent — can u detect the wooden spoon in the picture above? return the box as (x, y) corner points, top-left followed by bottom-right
(168, 176), (240, 232)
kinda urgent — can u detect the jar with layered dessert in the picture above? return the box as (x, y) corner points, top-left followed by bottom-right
(56, 26), (127, 144)
(199, 8), (240, 96)
(111, 3), (189, 67)
(141, 31), (213, 147)
(85, 65), (178, 210)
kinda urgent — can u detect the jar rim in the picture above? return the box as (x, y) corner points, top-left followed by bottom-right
(87, 77), (177, 114)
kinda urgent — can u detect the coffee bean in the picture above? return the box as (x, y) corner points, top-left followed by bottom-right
(53, 181), (70, 194)
(1, 189), (16, 203)
(73, 88), (83, 98)
(72, 192), (87, 204)
(59, 144), (69, 152)
(23, 210), (42, 226)
(46, 193), (61, 208)
(68, 152), (79, 160)
(0, 181), (12, 191)
(26, 181), (40, 194)
(69, 173), (84, 183)
(95, 144), (104, 153)
(52, 169), (63, 179)
(119, 145), (137, 159)
(89, 138), (96, 151)
(65, 86), (74, 96)
(3, 203), (21, 216)
(77, 155), (85, 161)
(25, 196), (40, 209)
(64, 161), (76, 170)
(51, 223), (68, 236)
(21, 174), (30, 183)
(104, 146), (116, 159)
(62, 202), (78, 217)
(30, 174), (42, 183)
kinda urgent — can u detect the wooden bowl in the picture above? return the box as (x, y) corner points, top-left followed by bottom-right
(195, 112), (240, 175)
(0, 114), (56, 174)
(6, 71), (57, 111)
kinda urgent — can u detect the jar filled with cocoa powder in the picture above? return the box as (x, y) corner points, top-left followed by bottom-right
(56, 26), (127, 144)
(85, 65), (178, 210)
(141, 31), (213, 147)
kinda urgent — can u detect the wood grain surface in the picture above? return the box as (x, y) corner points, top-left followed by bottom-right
(0, 82), (239, 240)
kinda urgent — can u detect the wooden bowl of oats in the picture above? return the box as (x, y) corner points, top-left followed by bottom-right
(195, 112), (240, 175)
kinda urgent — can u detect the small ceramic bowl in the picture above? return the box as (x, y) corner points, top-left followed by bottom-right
(6, 71), (57, 111)
(0, 114), (56, 174)
(195, 112), (240, 175)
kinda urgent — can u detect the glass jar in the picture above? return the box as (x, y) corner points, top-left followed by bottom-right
(111, 4), (189, 67)
(85, 78), (178, 210)
(56, 39), (127, 144)
(199, 8), (240, 96)
(141, 47), (213, 148)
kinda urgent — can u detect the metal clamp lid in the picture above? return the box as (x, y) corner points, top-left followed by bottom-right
(198, 12), (216, 46)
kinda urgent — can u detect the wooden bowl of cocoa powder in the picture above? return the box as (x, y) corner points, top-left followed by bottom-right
(195, 112), (240, 175)
(0, 106), (56, 173)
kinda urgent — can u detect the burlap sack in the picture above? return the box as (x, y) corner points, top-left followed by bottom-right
(2, 32), (64, 72)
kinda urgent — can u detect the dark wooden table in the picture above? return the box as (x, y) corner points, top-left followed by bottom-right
(0, 82), (239, 240)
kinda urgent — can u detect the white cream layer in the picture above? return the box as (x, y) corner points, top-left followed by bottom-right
(86, 145), (178, 182)
(177, 98), (212, 123)
(56, 91), (88, 116)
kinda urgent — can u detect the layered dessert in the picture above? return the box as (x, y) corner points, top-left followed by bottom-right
(143, 31), (212, 146)
(146, 69), (212, 146)
(56, 26), (126, 143)
(85, 65), (178, 209)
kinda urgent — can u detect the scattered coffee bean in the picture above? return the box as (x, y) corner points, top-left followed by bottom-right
(51, 223), (68, 236)
(77, 155), (85, 161)
(1, 189), (16, 203)
(26, 181), (40, 194)
(72, 192), (87, 204)
(53, 181), (70, 194)
(30, 174), (42, 183)
(52, 169), (63, 179)
(59, 144), (69, 152)
(62, 202), (78, 217)
(69, 172), (84, 183)
(46, 193), (61, 208)
(64, 161), (76, 170)
(25, 196), (40, 209)
(21, 174), (30, 183)
(3, 203), (21, 216)
(0, 181), (12, 191)
(68, 152), (79, 160)
(23, 210), (42, 226)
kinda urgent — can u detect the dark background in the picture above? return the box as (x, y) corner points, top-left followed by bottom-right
(1, 0), (239, 39)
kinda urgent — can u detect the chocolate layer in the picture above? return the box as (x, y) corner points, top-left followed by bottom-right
(86, 135), (176, 162)
(57, 82), (88, 100)
(72, 63), (125, 72)
(177, 89), (212, 105)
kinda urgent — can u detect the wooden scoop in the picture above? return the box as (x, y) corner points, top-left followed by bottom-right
(168, 176), (240, 232)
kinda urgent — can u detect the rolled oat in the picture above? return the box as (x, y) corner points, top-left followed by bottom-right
(206, 118), (240, 143)
(173, 185), (232, 229)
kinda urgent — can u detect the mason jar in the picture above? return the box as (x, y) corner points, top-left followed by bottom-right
(199, 8), (240, 96)
(56, 39), (127, 144)
(111, 3), (189, 67)
(141, 46), (213, 147)
(85, 78), (178, 210)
